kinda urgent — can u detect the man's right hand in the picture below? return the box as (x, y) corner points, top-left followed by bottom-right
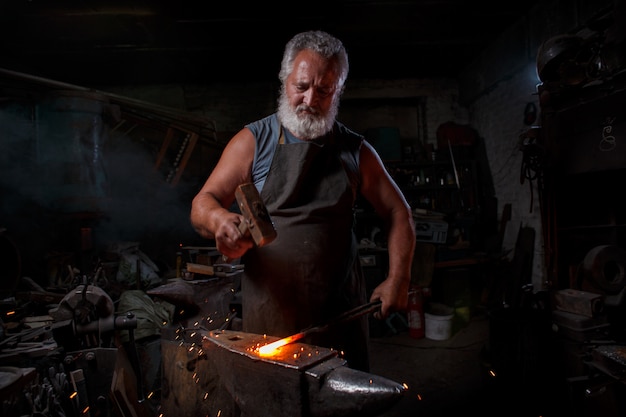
(214, 212), (255, 260)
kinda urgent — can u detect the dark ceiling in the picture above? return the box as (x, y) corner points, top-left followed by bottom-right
(0, 1), (541, 87)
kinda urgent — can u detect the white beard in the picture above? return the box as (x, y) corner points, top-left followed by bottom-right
(277, 88), (339, 140)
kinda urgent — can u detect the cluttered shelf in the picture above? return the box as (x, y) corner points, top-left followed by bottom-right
(387, 157), (478, 215)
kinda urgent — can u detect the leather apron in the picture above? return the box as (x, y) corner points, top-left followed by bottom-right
(241, 127), (370, 371)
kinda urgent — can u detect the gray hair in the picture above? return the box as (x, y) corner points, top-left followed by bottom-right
(278, 30), (349, 89)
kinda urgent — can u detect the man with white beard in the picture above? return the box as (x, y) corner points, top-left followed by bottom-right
(190, 30), (415, 372)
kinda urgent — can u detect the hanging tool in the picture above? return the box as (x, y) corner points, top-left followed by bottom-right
(447, 139), (463, 208)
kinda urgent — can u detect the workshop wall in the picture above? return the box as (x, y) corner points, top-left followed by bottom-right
(2, 0), (612, 293)
(463, 0), (615, 291)
(108, 74), (523, 286)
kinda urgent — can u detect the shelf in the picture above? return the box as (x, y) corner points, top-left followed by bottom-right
(386, 157), (478, 216)
(540, 77), (626, 290)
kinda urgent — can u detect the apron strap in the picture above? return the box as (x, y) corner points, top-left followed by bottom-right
(278, 126), (285, 145)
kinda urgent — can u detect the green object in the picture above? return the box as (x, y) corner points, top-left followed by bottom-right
(365, 127), (402, 162)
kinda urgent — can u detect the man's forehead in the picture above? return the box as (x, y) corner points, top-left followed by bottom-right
(291, 50), (340, 85)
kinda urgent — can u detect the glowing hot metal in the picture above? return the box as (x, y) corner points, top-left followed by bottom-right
(258, 332), (306, 356)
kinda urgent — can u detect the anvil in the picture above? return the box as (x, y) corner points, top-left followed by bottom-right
(198, 329), (407, 417)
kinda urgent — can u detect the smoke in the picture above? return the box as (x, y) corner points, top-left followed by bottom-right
(98, 129), (198, 246)
(0, 98), (199, 278)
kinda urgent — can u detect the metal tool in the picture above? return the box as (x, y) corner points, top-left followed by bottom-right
(184, 262), (244, 278)
(447, 139), (463, 208)
(258, 300), (382, 354)
(212, 263), (245, 277)
(44, 283), (146, 416)
(221, 182), (277, 263)
(235, 182), (277, 246)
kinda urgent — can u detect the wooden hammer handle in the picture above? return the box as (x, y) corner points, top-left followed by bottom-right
(238, 218), (250, 235)
(219, 220), (249, 263)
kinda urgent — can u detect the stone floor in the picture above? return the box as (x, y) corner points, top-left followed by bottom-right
(368, 312), (491, 417)
(367, 308), (571, 417)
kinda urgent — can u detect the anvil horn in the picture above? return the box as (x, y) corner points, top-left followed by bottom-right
(306, 357), (407, 417)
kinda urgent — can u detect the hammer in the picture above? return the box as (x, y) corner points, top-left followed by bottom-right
(221, 183), (277, 262)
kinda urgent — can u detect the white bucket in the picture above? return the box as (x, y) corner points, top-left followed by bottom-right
(425, 303), (454, 341)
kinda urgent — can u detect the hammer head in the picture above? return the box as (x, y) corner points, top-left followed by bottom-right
(235, 183), (277, 247)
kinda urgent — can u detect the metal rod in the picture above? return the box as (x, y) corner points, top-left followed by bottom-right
(291, 300), (382, 340)
(311, 299), (382, 333)
(258, 300), (383, 354)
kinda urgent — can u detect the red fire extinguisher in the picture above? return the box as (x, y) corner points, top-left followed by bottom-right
(408, 285), (427, 339)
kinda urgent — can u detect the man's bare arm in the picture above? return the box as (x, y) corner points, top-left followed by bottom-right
(190, 128), (256, 258)
(359, 141), (416, 318)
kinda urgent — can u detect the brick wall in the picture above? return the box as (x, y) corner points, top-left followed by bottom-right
(462, 0), (614, 291)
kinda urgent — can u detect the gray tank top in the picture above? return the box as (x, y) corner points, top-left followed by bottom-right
(246, 113), (363, 195)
